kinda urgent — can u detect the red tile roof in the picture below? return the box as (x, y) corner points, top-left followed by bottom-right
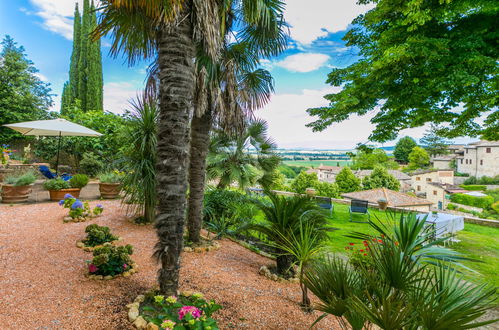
(342, 188), (432, 207)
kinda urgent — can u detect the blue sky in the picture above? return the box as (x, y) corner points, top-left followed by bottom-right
(0, 0), (476, 149)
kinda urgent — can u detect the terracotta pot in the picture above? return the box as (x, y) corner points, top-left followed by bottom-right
(1, 184), (33, 203)
(378, 200), (388, 211)
(305, 188), (317, 196)
(48, 188), (81, 201)
(99, 182), (121, 199)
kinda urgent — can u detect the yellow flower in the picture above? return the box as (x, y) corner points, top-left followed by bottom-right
(188, 319), (195, 325)
(166, 295), (177, 304)
(192, 292), (204, 299)
(154, 295), (165, 303)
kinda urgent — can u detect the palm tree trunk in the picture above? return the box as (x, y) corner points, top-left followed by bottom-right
(187, 108), (212, 243)
(155, 5), (196, 296)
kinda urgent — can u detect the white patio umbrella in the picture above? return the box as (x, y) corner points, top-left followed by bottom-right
(4, 118), (102, 174)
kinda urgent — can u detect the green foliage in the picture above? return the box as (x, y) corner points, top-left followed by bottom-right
(0, 35), (52, 141)
(60, 194), (103, 219)
(83, 224), (118, 247)
(420, 124), (452, 156)
(142, 293), (221, 330)
(464, 175), (499, 185)
(460, 185), (487, 191)
(290, 171), (320, 194)
(393, 137), (417, 163)
(277, 164), (303, 179)
(315, 181), (340, 198)
(446, 203), (457, 210)
(362, 166), (400, 191)
(335, 167), (362, 193)
(88, 244), (133, 276)
(43, 178), (71, 191)
(266, 171), (289, 191)
(4, 171), (36, 186)
(98, 171), (123, 184)
(305, 213), (497, 329)
(485, 189), (499, 202)
(120, 94), (158, 223)
(351, 148), (398, 170)
(307, 0), (499, 142)
(207, 118), (281, 190)
(407, 146), (430, 170)
(450, 194), (494, 209)
(70, 174), (89, 189)
(78, 152), (104, 177)
(203, 189), (249, 222)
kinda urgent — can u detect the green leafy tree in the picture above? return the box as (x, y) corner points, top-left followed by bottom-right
(315, 181), (340, 198)
(0, 35), (52, 141)
(335, 167), (362, 193)
(307, 0), (499, 142)
(290, 171), (320, 194)
(352, 148), (398, 170)
(393, 136), (417, 163)
(420, 124), (452, 156)
(362, 166), (400, 191)
(407, 146), (430, 170)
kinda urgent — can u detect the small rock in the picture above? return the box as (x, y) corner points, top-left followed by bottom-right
(271, 274), (278, 281)
(128, 307), (139, 322)
(123, 271), (131, 277)
(183, 247), (193, 252)
(104, 275), (113, 280)
(95, 275), (103, 280)
(194, 247), (204, 253)
(76, 242), (84, 248)
(289, 278), (300, 284)
(146, 322), (159, 330)
(126, 302), (139, 309)
(134, 295), (145, 303)
(133, 316), (147, 329)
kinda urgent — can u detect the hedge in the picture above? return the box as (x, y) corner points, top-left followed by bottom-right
(459, 184), (487, 191)
(450, 193), (494, 209)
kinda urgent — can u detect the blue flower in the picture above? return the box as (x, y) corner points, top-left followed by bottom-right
(64, 193), (74, 199)
(96, 204), (103, 209)
(71, 200), (83, 209)
(58, 200), (65, 206)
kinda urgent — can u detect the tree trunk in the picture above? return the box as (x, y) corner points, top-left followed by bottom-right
(155, 5), (196, 296)
(187, 109), (212, 243)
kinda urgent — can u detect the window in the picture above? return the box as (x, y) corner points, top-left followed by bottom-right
(417, 186), (421, 191)
(466, 149), (468, 154)
(486, 147), (491, 153)
(433, 190), (437, 195)
(416, 177), (421, 181)
(426, 178), (432, 182)
(465, 159), (468, 164)
(470, 159), (472, 164)
(480, 160), (483, 165)
(460, 159), (463, 164)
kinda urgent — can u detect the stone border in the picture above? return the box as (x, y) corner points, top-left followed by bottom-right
(127, 293), (159, 329)
(128, 218), (152, 226)
(86, 262), (139, 281)
(183, 240), (221, 253)
(63, 214), (101, 223)
(225, 236), (275, 260)
(258, 265), (299, 283)
(76, 237), (123, 252)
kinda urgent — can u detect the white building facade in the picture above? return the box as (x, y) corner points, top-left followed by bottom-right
(456, 141), (499, 178)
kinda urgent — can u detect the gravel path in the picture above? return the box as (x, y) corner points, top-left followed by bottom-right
(0, 200), (338, 329)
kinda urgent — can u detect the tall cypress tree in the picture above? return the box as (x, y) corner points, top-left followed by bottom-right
(61, 3), (81, 114)
(77, 0), (90, 111)
(86, 0), (103, 111)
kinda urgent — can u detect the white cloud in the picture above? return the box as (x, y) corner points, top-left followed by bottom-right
(103, 82), (142, 114)
(284, 0), (375, 45)
(28, 0), (75, 39)
(34, 72), (48, 82)
(275, 53), (330, 73)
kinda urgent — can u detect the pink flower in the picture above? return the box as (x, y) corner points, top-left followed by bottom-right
(123, 264), (128, 269)
(88, 264), (98, 273)
(349, 243), (355, 246)
(178, 306), (202, 320)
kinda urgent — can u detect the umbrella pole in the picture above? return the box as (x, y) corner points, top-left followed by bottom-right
(55, 132), (62, 176)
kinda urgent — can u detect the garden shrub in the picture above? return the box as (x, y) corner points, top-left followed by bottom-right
(290, 171), (320, 194)
(83, 224), (118, 247)
(485, 188), (499, 202)
(315, 181), (340, 198)
(203, 189), (249, 222)
(446, 203), (457, 210)
(43, 178), (70, 190)
(464, 175), (499, 185)
(70, 174), (89, 189)
(4, 171), (36, 186)
(459, 184), (487, 191)
(59, 194), (104, 219)
(450, 193), (494, 209)
(88, 244), (134, 276)
(141, 292), (221, 329)
(78, 152), (104, 177)
(98, 171), (123, 184)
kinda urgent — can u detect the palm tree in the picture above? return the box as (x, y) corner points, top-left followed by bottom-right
(207, 118), (281, 190)
(120, 93), (158, 224)
(95, 0), (286, 294)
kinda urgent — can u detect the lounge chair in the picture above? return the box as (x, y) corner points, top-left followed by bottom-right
(39, 165), (72, 181)
(315, 196), (334, 215)
(349, 199), (370, 223)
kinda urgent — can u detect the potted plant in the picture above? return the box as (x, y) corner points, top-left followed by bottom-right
(1, 171), (37, 203)
(43, 174), (89, 201)
(377, 198), (388, 210)
(98, 171), (122, 199)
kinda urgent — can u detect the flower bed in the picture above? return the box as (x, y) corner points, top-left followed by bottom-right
(76, 224), (121, 251)
(60, 194), (103, 223)
(86, 244), (137, 280)
(127, 291), (221, 330)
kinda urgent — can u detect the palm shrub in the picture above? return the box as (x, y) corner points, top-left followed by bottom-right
(120, 93), (158, 224)
(251, 191), (330, 277)
(304, 213), (497, 329)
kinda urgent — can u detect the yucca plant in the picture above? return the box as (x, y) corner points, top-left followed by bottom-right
(250, 191), (329, 277)
(304, 213), (498, 329)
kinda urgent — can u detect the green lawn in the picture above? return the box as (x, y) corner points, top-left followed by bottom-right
(283, 160), (352, 168)
(325, 203), (499, 289)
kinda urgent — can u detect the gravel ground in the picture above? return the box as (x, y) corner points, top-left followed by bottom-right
(0, 200), (338, 329)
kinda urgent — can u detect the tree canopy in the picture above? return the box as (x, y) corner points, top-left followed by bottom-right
(420, 124), (452, 156)
(362, 166), (400, 191)
(335, 167), (362, 193)
(307, 0), (498, 142)
(0, 35), (52, 141)
(393, 136), (417, 163)
(407, 146), (431, 170)
(351, 148), (398, 170)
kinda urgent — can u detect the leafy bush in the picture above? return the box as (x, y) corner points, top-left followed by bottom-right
(43, 178), (71, 191)
(464, 175), (499, 185)
(362, 166), (400, 191)
(141, 292), (221, 329)
(78, 152), (104, 177)
(203, 189), (249, 222)
(83, 224), (118, 247)
(290, 171), (320, 194)
(87, 244), (133, 276)
(450, 193), (494, 209)
(59, 193), (103, 219)
(485, 188), (499, 202)
(4, 171), (37, 186)
(446, 203), (457, 210)
(98, 171), (123, 184)
(459, 184), (487, 191)
(335, 167), (362, 193)
(315, 181), (340, 198)
(70, 174), (89, 189)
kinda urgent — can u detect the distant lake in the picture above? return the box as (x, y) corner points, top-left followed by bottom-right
(283, 159), (352, 168)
